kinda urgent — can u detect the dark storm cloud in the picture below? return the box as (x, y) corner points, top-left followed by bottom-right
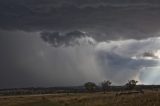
(1, 0), (160, 88)
(1, 0), (160, 40)
(41, 31), (87, 47)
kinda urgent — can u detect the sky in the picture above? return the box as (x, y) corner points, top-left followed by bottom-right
(1, 0), (160, 88)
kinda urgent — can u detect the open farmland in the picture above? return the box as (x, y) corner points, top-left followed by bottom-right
(0, 91), (160, 106)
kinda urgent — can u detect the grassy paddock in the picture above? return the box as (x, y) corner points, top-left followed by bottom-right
(0, 91), (160, 106)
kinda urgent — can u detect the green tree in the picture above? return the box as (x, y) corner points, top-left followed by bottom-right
(84, 82), (97, 92)
(101, 80), (112, 94)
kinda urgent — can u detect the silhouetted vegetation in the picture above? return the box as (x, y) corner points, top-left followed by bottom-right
(101, 80), (112, 93)
(125, 80), (138, 90)
(0, 80), (160, 96)
(84, 82), (97, 92)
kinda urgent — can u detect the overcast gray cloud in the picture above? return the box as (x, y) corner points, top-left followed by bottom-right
(1, 0), (160, 88)
(1, 0), (160, 40)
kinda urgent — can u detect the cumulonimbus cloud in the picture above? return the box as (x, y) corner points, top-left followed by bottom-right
(1, 0), (160, 40)
(1, 0), (160, 88)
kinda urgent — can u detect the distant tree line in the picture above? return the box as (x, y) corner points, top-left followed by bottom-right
(84, 80), (138, 93)
(1, 80), (160, 96)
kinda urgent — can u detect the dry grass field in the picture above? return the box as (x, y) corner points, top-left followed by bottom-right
(0, 91), (160, 106)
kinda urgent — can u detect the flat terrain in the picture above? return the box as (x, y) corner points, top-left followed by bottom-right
(0, 91), (160, 106)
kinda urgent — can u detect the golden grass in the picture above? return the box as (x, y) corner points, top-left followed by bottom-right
(0, 91), (160, 106)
